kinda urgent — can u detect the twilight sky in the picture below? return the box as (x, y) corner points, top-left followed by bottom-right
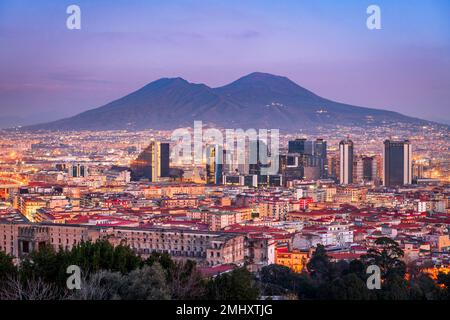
(0, 0), (449, 126)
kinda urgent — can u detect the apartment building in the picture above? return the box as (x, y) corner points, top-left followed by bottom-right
(200, 210), (243, 231)
(0, 222), (245, 267)
(275, 248), (309, 273)
(293, 223), (354, 249)
(161, 197), (199, 208)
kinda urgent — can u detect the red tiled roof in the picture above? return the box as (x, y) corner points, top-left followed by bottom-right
(328, 252), (362, 260)
(198, 264), (235, 277)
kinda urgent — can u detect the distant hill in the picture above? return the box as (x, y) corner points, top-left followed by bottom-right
(25, 72), (430, 131)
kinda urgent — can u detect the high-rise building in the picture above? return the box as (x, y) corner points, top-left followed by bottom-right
(206, 145), (223, 185)
(339, 139), (354, 185)
(362, 156), (377, 182)
(69, 163), (88, 178)
(249, 139), (270, 176)
(153, 142), (170, 181)
(383, 140), (412, 187)
(412, 159), (427, 180)
(279, 153), (305, 181)
(286, 138), (328, 179)
(328, 153), (339, 180)
(131, 141), (170, 182)
(354, 155), (378, 183)
(312, 139), (327, 179)
(288, 138), (307, 154)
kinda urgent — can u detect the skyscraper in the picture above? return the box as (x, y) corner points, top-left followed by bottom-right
(312, 139), (327, 179)
(383, 140), (412, 187)
(354, 155), (378, 183)
(70, 163), (88, 178)
(249, 139), (269, 176)
(288, 138), (307, 154)
(131, 141), (170, 182)
(339, 138), (354, 185)
(286, 138), (328, 179)
(206, 145), (223, 185)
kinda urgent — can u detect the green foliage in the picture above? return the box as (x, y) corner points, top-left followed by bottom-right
(19, 245), (61, 284)
(0, 251), (17, 285)
(361, 237), (406, 280)
(307, 244), (336, 282)
(69, 269), (124, 300)
(320, 273), (375, 300)
(1, 237), (448, 301)
(345, 259), (366, 279)
(408, 274), (440, 300)
(18, 241), (140, 288)
(169, 260), (206, 300)
(144, 252), (176, 274)
(259, 264), (316, 299)
(206, 267), (260, 300)
(4, 244), (257, 300)
(120, 264), (170, 300)
(259, 239), (448, 301)
(260, 264), (298, 295)
(68, 240), (141, 274)
(378, 274), (409, 300)
(69, 264), (170, 300)
(145, 252), (206, 299)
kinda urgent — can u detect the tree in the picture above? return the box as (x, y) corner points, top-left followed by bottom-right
(145, 252), (206, 299)
(408, 274), (440, 300)
(294, 273), (316, 300)
(169, 260), (206, 300)
(110, 244), (141, 274)
(321, 274), (374, 300)
(19, 245), (60, 284)
(260, 264), (297, 295)
(69, 264), (171, 300)
(0, 251), (17, 284)
(68, 240), (140, 274)
(436, 272), (450, 300)
(307, 244), (335, 282)
(259, 264), (316, 299)
(119, 264), (170, 300)
(68, 270), (124, 300)
(0, 276), (62, 300)
(207, 267), (260, 300)
(345, 259), (366, 280)
(18, 241), (141, 290)
(378, 274), (409, 300)
(361, 237), (406, 280)
(145, 252), (176, 274)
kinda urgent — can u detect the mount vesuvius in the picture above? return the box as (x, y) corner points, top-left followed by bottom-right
(25, 72), (428, 131)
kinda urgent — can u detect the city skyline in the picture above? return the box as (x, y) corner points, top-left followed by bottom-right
(0, 1), (449, 305)
(1, 0), (450, 126)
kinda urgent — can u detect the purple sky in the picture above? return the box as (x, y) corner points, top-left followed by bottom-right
(0, 0), (449, 125)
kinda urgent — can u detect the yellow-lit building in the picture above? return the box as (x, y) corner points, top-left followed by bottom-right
(276, 249), (309, 273)
(340, 186), (368, 202)
(19, 197), (47, 222)
(325, 186), (337, 202)
(437, 235), (450, 251)
(258, 199), (293, 220)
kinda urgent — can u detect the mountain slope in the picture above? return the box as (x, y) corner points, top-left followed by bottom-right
(25, 72), (428, 131)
